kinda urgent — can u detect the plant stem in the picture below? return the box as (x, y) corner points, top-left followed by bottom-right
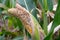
(43, 0), (48, 11)
(42, 11), (48, 35)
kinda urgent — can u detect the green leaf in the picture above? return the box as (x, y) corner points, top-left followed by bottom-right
(4, 0), (16, 8)
(12, 36), (23, 40)
(38, 0), (53, 35)
(2, 14), (23, 31)
(33, 0), (37, 6)
(8, 16), (23, 31)
(39, 0), (48, 11)
(31, 14), (45, 40)
(47, 0), (53, 11)
(0, 0), (16, 8)
(31, 8), (43, 28)
(38, 0), (43, 7)
(44, 0), (60, 40)
(17, 0), (36, 11)
(39, 0), (53, 11)
(0, 35), (5, 40)
(31, 8), (39, 21)
(14, 17), (24, 31)
(0, 8), (3, 14)
(0, 0), (5, 3)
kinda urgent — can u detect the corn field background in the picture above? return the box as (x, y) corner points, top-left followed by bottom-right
(0, 0), (60, 40)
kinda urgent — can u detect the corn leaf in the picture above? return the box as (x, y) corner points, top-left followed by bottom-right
(17, 0), (36, 11)
(47, 0), (53, 11)
(0, 35), (4, 40)
(0, 0), (16, 8)
(44, 0), (60, 40)
(39, 0), (53, 11)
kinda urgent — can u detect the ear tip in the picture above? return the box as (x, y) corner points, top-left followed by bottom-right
(8, 8), (17, 14)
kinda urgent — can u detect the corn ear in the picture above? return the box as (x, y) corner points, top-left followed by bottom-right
(8, 3), (45, 40)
